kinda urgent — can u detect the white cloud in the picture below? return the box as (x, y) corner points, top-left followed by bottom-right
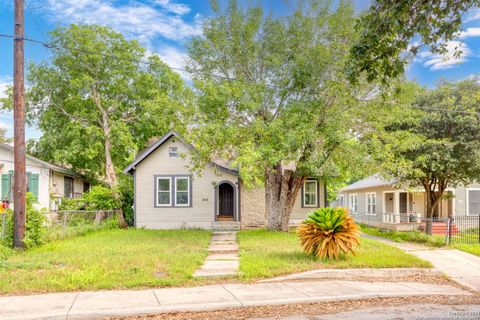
(45, 0), (202, 46)
(458, 27), (480, 39)
(151, 0), (190, 15)
(156, 46), (190, 79)
(465, 8), (480, 22)
(418, 41), (471, 71)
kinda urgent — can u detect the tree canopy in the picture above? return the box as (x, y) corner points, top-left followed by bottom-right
(5, 24), (191, 225)
(349, 0), (480, 84)
(367, 79), (480, 233)
(187, 0), (375, 230)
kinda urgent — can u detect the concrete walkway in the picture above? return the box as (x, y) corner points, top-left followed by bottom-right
(0, 280), (469, 320)
(193, 231), (239, 277)
(362, 233), (480, 291)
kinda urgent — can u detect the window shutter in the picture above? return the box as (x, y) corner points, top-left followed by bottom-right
(1, 173), (11, 201)
(28, 173), (40, 201)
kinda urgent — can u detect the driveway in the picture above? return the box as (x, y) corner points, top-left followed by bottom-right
(362, 233), (480, 291)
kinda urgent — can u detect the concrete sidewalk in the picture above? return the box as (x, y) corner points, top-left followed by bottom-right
(362, 233), (480, 292)
(0, 280), (469, 320)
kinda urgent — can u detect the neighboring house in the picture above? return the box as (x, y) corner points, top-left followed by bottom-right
(124, 131), (327, 230)
(336, 174), (480, 229)
(0, 144), (90, 211)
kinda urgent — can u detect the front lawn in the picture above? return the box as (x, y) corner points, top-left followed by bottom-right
(450, 243), (480, 256)
(360, 225), (445, 247)
(0, 229), (211, 295)
(237, 229), (432, 280)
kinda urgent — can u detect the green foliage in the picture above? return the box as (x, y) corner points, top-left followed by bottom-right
(1, 193), (47, 248)
(83, 186), (120, 211)
(58, 198), (86, 211)
(43, 217), (119, 243)
(297, 207), (360, 259)
(367, 80), (480, 220)
(349, 0), (480, 84)
(187, 0), (373, 186)
(118, 176), (134, 226)
(360, 225), (445, 247)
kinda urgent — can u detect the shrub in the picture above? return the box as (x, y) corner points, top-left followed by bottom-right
(297, 207), (360, 260)
(83, 186), (120, 211)
(1, 193), (47, 248)
(58, 197), (86, 211)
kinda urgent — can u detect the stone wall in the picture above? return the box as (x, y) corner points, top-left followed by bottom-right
(240, 185), (266, 227)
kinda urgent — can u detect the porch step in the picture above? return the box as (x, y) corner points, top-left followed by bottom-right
(212, 221), (241, 231)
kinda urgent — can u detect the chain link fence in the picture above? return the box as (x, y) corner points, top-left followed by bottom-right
(1, 210), (118, 241)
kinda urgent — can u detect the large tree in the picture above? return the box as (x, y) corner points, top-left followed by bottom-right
(368, 80), (480, 234)
(20, 25), (191, 225)
(187, 0), (373, 230)
(349, 0), (480, 84)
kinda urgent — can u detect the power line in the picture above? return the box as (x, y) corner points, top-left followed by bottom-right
(1, 33), (480, 116)
(0, 33), (277, 88)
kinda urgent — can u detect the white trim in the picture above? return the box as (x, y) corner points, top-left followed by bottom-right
(466, 188), (480, 216)
(339, 194), (344, 207)
(303, 179), (318, 207)
(174, 176), (190, 207)
(349, 193), (358, 214)
(365, 192), (377, 215)
(156, 177), (172, 207)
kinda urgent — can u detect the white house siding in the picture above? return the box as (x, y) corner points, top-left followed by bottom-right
(134, 136), (238, 229)
(51, 171), (85, 198)
(453, 183), (480, 216)
(0, 147), (51, 210)
(289, 180), (327, 224)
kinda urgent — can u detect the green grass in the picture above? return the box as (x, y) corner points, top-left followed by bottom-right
(360, 225), (446, 247)
(237, 229), (432, 280)
(0, 228), (211, 295)
(450, 243), (480, 256)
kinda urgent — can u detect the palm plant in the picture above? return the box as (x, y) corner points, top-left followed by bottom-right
(297, 207), (360, 259)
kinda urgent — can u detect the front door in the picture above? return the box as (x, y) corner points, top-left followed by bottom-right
(218, 183), (234, 217)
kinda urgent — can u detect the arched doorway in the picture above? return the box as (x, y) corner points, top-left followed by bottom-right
(217, 182), (235, 220)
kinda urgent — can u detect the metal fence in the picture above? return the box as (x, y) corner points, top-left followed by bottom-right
(447, 215), (480, 244)
(1, 210), (117, 241)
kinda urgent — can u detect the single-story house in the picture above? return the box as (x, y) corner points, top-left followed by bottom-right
(124, 131), (326, 230)
(336, 174), (480, 231)
(0, 144), (90, 211)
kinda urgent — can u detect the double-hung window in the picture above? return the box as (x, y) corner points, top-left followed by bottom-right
(366, 192), (376, 215)
(156, 177), (171, 206)
(169, 147), (179, 158)
(349, 194), (358, 214)
(303, 180), (318, 207)
(467, 189), (480, 215)
(175, 177), (190, 206)
(155, 176), (191, 207)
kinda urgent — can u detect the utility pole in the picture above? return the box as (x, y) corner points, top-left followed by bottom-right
(13, 0), (26, 249)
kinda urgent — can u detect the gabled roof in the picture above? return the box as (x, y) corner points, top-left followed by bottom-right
(123, 130), (239, 176)
(0, 144), (84, 178)
(340, 174), (396, 192)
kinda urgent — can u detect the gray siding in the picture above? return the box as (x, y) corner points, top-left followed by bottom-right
(134, 136), (238, 229)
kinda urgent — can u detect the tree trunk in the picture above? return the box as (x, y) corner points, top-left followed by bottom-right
(422, 179), (445, 236)
(101, 109), (127, 227)
(265, 164), (306, 231)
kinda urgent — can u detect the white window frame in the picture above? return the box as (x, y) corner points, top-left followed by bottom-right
(466, 188), (480, 216)
(156, 177), (172, 207)
(174, 176), (190, 207)
(349, 193), (358, 214)
(339, 194), (344, 207)
(366, 192), (377, 215)
(303, 180), (318, 207)
(169, 147), (179, 158)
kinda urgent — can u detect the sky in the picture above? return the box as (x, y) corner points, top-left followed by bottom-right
(0, 0), (479, 140)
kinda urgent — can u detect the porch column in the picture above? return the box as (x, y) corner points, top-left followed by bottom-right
(393, 191), (400, 223)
